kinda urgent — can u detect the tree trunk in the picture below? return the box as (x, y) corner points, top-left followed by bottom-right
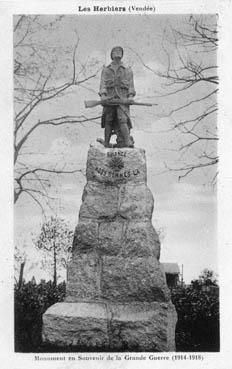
(18, 261), (25, 289)
(53, 240), (57, 287)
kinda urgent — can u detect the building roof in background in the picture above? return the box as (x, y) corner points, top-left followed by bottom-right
(161, 263), (180, 274)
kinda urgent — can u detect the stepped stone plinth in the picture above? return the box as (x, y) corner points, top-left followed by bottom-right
(42, 142), (177, 351)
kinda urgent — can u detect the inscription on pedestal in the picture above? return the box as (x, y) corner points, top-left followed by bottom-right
(94, 151), (140, 179)
(95, 166), (140, 179)
(107, 150), (127, 157)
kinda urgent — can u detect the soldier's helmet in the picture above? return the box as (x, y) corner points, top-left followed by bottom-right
(110, 46), (124, 60)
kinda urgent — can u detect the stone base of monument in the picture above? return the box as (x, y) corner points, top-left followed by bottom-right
(42, 143), (177, 351)
(43, 301), (176, 351)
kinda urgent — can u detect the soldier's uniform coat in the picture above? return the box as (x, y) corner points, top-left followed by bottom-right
(99, 62), (136, 129)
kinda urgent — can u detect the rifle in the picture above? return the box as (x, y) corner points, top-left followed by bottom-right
(84, 99), (157, 109)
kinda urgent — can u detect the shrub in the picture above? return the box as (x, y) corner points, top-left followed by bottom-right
(171, 284), (219, 351)
(14, 280), (66, 352)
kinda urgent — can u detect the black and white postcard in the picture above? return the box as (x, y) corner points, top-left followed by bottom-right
(0, 1), (231, 368)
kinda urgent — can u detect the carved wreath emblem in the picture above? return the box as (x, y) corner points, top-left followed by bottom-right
(108, 156), (124, 171)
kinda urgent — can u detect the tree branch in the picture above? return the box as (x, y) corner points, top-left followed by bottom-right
(14, 115), (101, 164)
(164, 158), (219, 181)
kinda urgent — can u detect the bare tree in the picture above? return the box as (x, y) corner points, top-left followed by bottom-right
(158, 15), (218, 182)
(34, 216), (73, 286)
(133, 15), (218, 182)
(14, 245), (27, 288)
(14, 15), (101, 210)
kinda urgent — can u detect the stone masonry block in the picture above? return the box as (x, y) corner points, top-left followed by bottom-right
(66, 253), (101, 301)
(98, 220), (124, 256)
(86, 142), (147, 185)
(72, 219), (99, 252)
(121, 221), (160, 259)
(101, 256), (170, 303)
(118, 183), (154, 220)
(108, 302), (177, 351)
(79, 182), (118, 220)
(43, 302), (109, 348)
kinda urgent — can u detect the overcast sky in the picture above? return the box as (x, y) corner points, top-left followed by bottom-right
(14, 14), (218, 284)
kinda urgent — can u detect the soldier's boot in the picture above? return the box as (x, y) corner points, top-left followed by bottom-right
(120, 123), (131, 147)
(104, 125), (112, 148)
(129, 135), (135, 148)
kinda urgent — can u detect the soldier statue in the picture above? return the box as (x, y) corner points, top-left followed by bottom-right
(99, 46), (136, 148)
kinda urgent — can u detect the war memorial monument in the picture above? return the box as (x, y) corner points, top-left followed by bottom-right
(42, 47), (177, 351)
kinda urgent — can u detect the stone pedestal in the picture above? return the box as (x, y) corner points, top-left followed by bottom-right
(42, 142), (177, 351)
